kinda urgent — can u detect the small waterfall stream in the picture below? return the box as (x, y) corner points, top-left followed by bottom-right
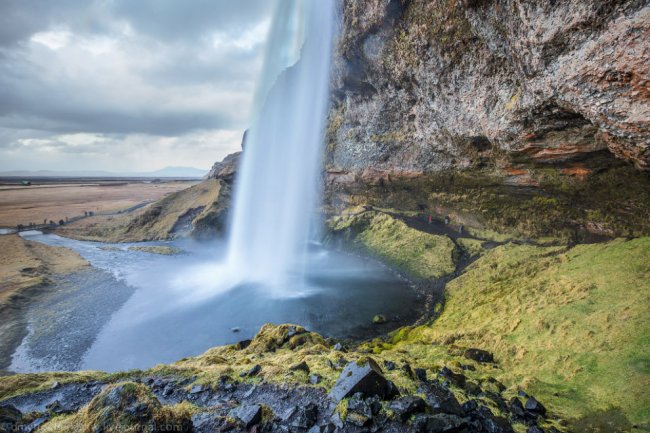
(227, 0), (335, 291)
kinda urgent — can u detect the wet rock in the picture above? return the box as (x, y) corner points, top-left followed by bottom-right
(235, 339), (252, 350)
(462, 399), (478, 414)
(438, 367), (467, 388)
(414, 368), (428, 382)
(329, 358), (399, 402)
(471, 406), (514, 433)
(344, 394), (373, 427)
(0, 405), (21, 433)
(190, 384), (207, 394)
(307, 422), (336, 433)
(464, 381), (482, 396)
(383, 360), (396, 371)
(282, 403), (318, 429)
(508, 397), (526, 419)
(289, 361), (310, 373)
(231, 327), (241, 333)
(412, 413), (466, 433)
(191, 412), (223, 433)
(464, 348), (495, 363)
(309, 374), (322, 385)
(525, 397), (547, 416)
(24, 416), (49, 433)
(241, 364), (262, 377)
(388, 396), (426, 421)
(372, 314), (387, 324)
(419, 383), (464, 416)
(230, 404), (262, 428)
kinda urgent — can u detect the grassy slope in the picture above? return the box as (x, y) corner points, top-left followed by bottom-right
(330, 210), (457, 279)
(58, 179), (221, 243)
(389, 239), (650, 426)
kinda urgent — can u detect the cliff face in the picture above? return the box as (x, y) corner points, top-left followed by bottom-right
(327, 0), (650, 178)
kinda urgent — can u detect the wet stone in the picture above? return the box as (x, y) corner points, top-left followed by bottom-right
(388, 396), (426, 421)
(229, 404), (262, 428)
(329, 358), (398, 402)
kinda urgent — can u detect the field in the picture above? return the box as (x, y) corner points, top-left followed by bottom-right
(0, 179), (198, 228)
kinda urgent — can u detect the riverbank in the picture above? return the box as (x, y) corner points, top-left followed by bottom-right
(0, 235), (88, 371)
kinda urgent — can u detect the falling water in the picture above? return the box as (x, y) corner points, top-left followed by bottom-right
(227, 0), (335, 290)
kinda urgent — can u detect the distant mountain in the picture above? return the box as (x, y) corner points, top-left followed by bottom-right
(0, 166), (208, 178)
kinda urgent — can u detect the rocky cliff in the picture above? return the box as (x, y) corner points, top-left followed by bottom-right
(327, 0), (649, 178)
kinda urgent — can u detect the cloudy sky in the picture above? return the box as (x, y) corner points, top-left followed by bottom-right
(0, 0), (275, 172)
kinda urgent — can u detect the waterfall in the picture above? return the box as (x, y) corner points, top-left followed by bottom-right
(226, 0), (335, 291)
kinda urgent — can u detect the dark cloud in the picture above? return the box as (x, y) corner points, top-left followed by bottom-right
(0, 0), (274, 170)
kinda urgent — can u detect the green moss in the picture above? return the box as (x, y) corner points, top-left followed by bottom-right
(334, 211), (457, 279)
(456, 238), (485, 257)
(127, 245), (182, 255)
(417, 239), (650, 426)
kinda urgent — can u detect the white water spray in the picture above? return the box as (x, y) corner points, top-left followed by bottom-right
(227, 0), (335, 291)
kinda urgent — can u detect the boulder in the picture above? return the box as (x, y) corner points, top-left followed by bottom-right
(414, 368), (428, 382)
(388, 396), (426, 421)
(464, 348), (495, 363)
(343, 394), (374, 427)
(309, 374), (322, 385)
(525, 397), (547, 416)
(471, 406), (514, 433)
(282, 403), (318, 429)
(412, 413), (467, 433)
(419, 383), (464, 416)
(289, 361), (310, 373)
(329, 358), (399, 402)
(229, 404), (262, 428)
(372, 314), (387, 324)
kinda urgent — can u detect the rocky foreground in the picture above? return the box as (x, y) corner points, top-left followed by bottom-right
(1, 325), (556, 433)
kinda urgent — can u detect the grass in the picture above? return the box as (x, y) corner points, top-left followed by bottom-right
(384, 239), (650, 427)
(329, 211), (457, 279)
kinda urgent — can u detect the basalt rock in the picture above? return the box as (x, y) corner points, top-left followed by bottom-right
(328, 0), (650, 174)
(329, 358), (399, 402)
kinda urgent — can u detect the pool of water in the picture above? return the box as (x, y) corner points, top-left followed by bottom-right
(10, 231), (422, 373)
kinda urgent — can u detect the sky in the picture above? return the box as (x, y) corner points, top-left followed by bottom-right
(0, 0), (275, 172)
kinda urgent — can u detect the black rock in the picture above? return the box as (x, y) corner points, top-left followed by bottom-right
(45, 400), (69, 415)
(438, 367), (467, 388)
(508, 397), (526, 419)
(344, 394), (373, 427)
(464, 348), (495, 363)
(527, 426), (544, 433)
(383, 360), (396, 371)
(402, 363), (414, 378)
(0, 405), (22, 433)
(230, 404), (262, 428)
(241, 364), (262, 377)
(414, 368), (427, 382)
(471, 406), (514, 433)
(525, 397), (546, 416)
(412, 413), (466, 433)
(235, 339), (252, 350)
(462, 399), (479, 414)
(388, 396), (426, 421)
(307, 422), (336, 433)
(464, 381), (482, 396)
(191, 412), (223, 433)
(190, 384), (206, 394)
(309, 374), (322, 385)
(283, 403), (318, 429)
(289, 361), (310, 373)
(420, 383), (464, 416)
(518, 390), (528, 398)
(329, 358), (399, 402)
